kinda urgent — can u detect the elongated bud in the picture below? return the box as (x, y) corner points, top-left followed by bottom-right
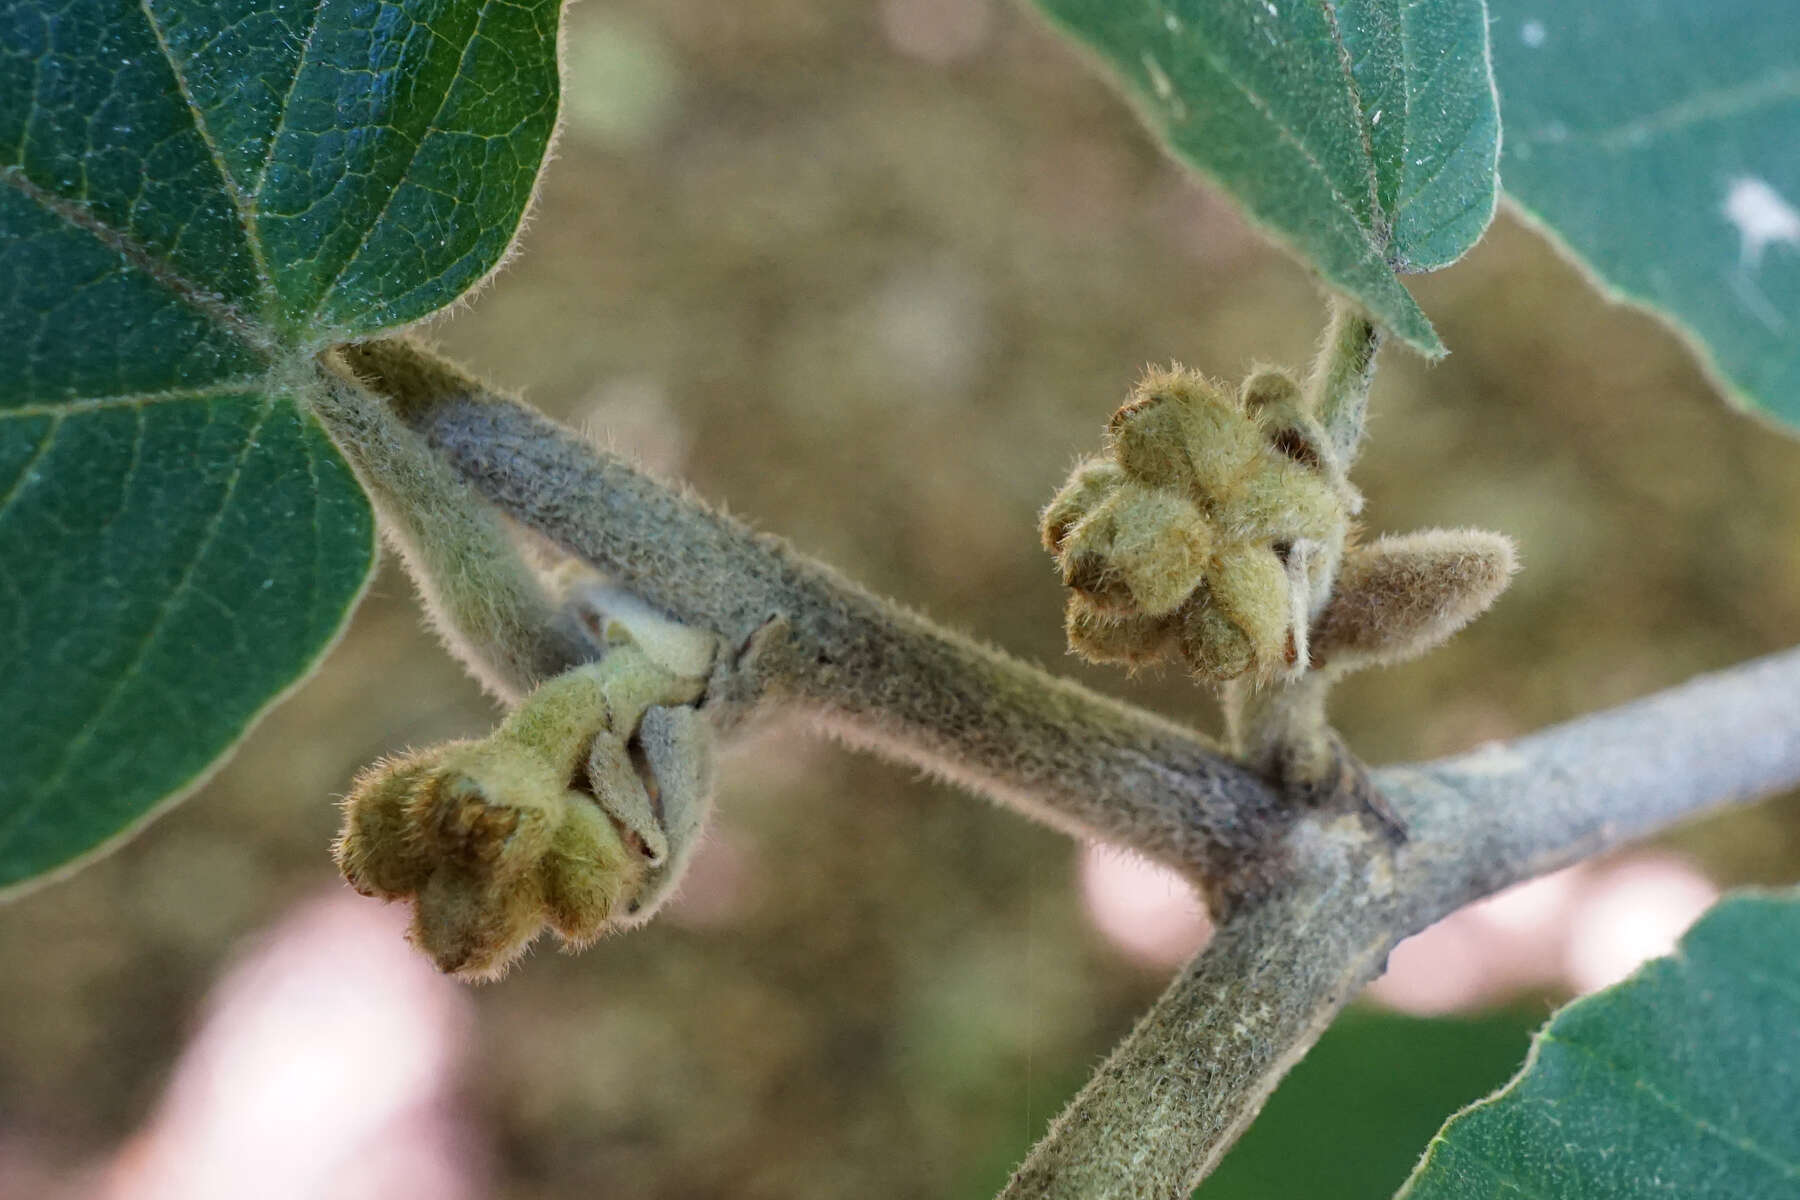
(625, 705), (716, 921)
(1311, 530), (1519, 675)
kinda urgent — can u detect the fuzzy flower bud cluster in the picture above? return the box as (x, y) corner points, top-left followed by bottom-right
(1042, 365), (1358, 681)
(336, 640), (712, 980)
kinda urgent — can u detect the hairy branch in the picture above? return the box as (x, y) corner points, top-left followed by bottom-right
(309, 366), (600, 700)
(1392, 645), (1800, 923)
(1310, 298), (1383, 466)
(332, 339), (1291, 900)
(332, 338), (1800, 1200)
(1004, 646), (1800, 1198)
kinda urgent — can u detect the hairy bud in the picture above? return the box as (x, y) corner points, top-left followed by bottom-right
(336, 637), (712, 980)
(1040, 306), (1518, 839)
(1040, 365), (1356, 682)
(1311, 530), (1519, 674)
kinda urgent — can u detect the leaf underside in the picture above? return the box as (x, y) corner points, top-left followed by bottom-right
(0, 0), (563, 891)
(1397, 889), (1800, 1200)
(1488, 1), (1800, 434)
(1026, 0), (1501, 355)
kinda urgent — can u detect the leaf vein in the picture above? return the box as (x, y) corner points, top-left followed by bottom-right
(0, 415), (63, 525)
(1390, 117), (1484, 223)
(0, 166), (271, 356)
(251, 0), (331, 207)
(1317, 0), (1388, 245)
(0, 377), (267, 421)
(1166, 24), (1380, 247)
(308, 4), (494, 326)
(1542, 1031), (1800, 1178)
(1516, 68), (1800, 153)
(0, 395), (277, 840)
(135, 0), (275, 300)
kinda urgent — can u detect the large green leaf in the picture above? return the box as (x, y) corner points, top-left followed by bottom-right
(1489, 3), (1800, 432)
(1026, 0), (1501, 356)
(1397, 889), (1800, 1199)
(0, 0), (563, 891)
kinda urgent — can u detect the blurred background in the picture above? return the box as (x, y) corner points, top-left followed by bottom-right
(4, 0), (1799, 1196)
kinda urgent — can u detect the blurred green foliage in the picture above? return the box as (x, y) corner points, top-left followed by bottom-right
(1488, 0), (1800, 430)
(950, 1007), (1544, 1199)
(2, 0), (1797, 1195)
(1204, 1008), (1543, 1200)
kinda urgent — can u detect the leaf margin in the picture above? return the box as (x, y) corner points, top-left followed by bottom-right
(0, 382), (379, 901)
(1392, 885), (1800, 1200)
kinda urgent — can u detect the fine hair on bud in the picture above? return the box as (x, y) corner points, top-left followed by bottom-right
(335, 644), (714, 979)
(1310, 529), (1519, 675)
(1040, 363), (1357, 682)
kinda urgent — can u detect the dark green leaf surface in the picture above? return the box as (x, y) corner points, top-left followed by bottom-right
(1026, 0), (1501, 355)
(0, 391), (372, 889)
(1489, 2), (1800, 432)
(1398, 890), (1800, 1200)
(0, 0), (562, 889)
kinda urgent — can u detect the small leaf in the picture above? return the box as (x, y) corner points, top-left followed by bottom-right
(1024, 0), (1502, 355)
(1489, 2), (1800, 432)
(1397, 889), (1800, 1200)
(0, 0), (565, 890)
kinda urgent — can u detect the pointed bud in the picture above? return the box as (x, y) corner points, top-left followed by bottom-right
(1310, 529), (1518, 674)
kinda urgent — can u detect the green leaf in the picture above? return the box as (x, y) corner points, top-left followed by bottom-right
(1488, 3), (1800, 432)
(1397, 889), (1800, 1200)
(0, 0), (563, 890)
(0, 391), (373, 891)
(1024, 0), (1501, 356)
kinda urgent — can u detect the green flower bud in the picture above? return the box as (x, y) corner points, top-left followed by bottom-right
(1238, 367), (1303, 413)
(1066, 599), (1179, 668)
(1176, 591), (1257, 680)
(1043, 363), (1357, 682)
(1108, 390), (1194, 490)
(1043, 360), (1512, 694)
(336, 638), (713, 980)
(1040, 456), (1125, 553)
